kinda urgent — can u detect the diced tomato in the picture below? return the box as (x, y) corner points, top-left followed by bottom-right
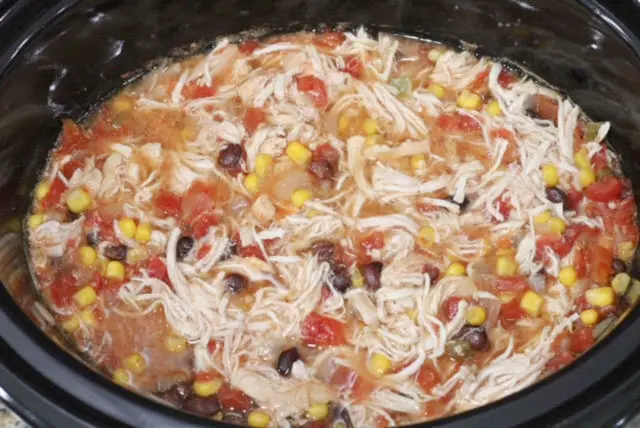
(441, 297), (463, 321)
(243, 107), (266, 134)
(533, 94), (559, 123)
(591, 147), (608, 172)
(41, 177), (66, 209)
(58, 120), (89, 156)
(499, 297), (526, 324)
(569, 327), (594, 354)
(587, 244), (613, 285)
(313, 31), (346, 49)
(61, 158), (85, 178)
(301, 312), (347, 347)
(238, 244), (265, 260)
(574, 245), (587, 279)
(546, 351), (574, 373)
(343, 55), (364, 78)
(181, 181), (219, 224)
(197, 244), (211, 260)
(207, 339), (220, 354)
(423, 399), (449, 418)
(470, 69), (490, 90)
(191, 211), (219, 239)
(490, 128), (516, 144)
(295, 75), (328, 109)
(146, 257), (169, 283)
(182, 81), (217, 99)
(496, 196), (511, 219)
(536, 224), (593, 260)
(329, 366), (375, 401)
(565, 188), (583, 211)
(498, 69), (518, 88)
(153, 191), (182, 217)
(239, 39), (260, 54)
(585, 177), (623, 203)
(195, 371), (218, 382)
(360, 231), (385, 251)
(376, 415), (391, 428)
(313, 143), (340, 166)
(217, 384), (253, 412)
(417, 363), (441, 392)
(437, 112), (481, 133)
(50, 275), (78, 307)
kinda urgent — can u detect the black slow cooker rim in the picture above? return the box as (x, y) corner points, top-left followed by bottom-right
(2, 0), (640, 427)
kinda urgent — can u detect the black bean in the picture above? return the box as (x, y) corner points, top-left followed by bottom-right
(161, 383), (191, 407)
(176, 236), (195, 260)
(217, 144), (244, 170)
(447, 195), (470, 213)
(545, 186), (566, 205)
(361, 262), (383, 291)
(309, 159), (334, 180)
(103, 244), (128, 261)
(525, 107), (541, 119)
(86, 230), (100, 248)
(276, 347), (301, 376)
(455, 325), (489, 351)
(183, 395), (221, 417)
(612, 258), (628, 274)
(311, 240), (337, 264)
(226, 273), (248, 292)
(331, 265), (352, 293)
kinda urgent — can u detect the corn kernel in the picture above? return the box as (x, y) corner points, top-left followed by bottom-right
(352, 269), (365, 288)
(365, 134), (385, 146)
(408, 309), (418, 322)
(80, 308), (96, 326)
(35, 182), (51, 200)
(193, 378), (223, 397)
(428, 48), (444, 62)
(67, 189), (92, 213)
(612, 272), (631, 295)
(486, 100), (502, 116)
(105, 261), (125, 281)
(126, 248), (149, 264)
(585, 287), (615, 307)
(362, 118), (378, 135)
(445, 262), (466, 277)
(548, 217), (566, 235)
(291, 189), (313, 208)
(307, 403), (330, 421)
(123, 353), (146, 375)
(247, 410), (271, 428)
(244, 173), (260, 194)
(367, 353), (392, 377)
(410, 154), (427, 170)
(580, 309), (598, 326)
(496, 256), (518, 276)
(255, 153), (274, 178)
(73, 286), (97, 307)
(579, 167), (596, 188)
(112, 368), (131, 386)
(427, 84), (446, 99)
(520, 290), (544, 317)
(134, 223), (152, 244)
(28, 213), (45, 230)
(558, 266), (577, 287)
(574, 148), (591, 169)
(617, 241), (636, 262)
(456, 90), (482, 110)
(542, 165), (559, 187)
(164, 334), (187, 353)
(418, 226), (436, 247)
(286, 141), (312, 165)
(79, 246), (97, 267)
(534, 210), (551, 224)
(338, 114), (351, 133)
(118, 218), (137, 239)
(465, 305), (486, 325)
(113, 98), (133, 113)
(61, 316), (80, 333)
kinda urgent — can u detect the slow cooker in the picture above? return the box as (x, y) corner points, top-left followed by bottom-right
(2, 0), (640, 426)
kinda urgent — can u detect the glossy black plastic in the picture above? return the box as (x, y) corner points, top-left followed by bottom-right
(2, 0), (640, 427)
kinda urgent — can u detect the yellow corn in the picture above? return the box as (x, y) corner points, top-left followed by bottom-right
(352, 269), (364, 288)
(456, 90), (482, 110)
(164, 334), (187, 353)
(465, 305), (486, 325)
(486, 100), (502, 116)
(291, 189), (313, 208)
(80, 308), (96, 326)
(338, 114), (351, 133)
(362, 118), (378, 135)
(123, 353), (146, 375)
(67, 189), (92, 213)
(79, 246), (97, 267)
(365, 134), (385, 146)
(105, 261), (125, 281)
(496, 256), (518, 276)
(427, 84), (446, 99)
(534, 210), (551, 224)
(408, 309), (418, 322)
(193, 378), (223, 397)
(244, 173), (260, 194)
(428, 48), (444, 62)
(418, 226), (436, 247)
(35, 182), (51, 200)
(286, 141), (312, 165)
(410, 154), (427, 170)
(368, 353), (392, 377)
(126, 248), (149, 264)
(255, 153), (274, 178)
(112, 368), (131, 386)
(585, 287), (615, 307)
(579, 167), (596, 188)
(558, 266), (577, 287)
(542, 165), (559, 187)
(247, 410), (271, 428)
(28, 213), (45, 230)
(520, 291), (544, 317)
(574, 148), (591, 169)
(549, 217), (567, 235)
(73, 286), (97, 308)
(307, 403), (330, 421)
(612, 272), (631, 295)
(118, 218), (137, 239)
(134, 223), (152, 244)
(580, 309), (598, 326)
(113, 97), (133, 113)
(617, 241), (635, 262)
(61, 316), (80, 333)
(445, 262), (466, 277)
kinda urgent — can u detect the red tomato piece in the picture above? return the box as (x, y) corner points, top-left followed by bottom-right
(191, 212), (219, 239)
(469, 69), (490, 91)
(182, 81), (217, 99)
(61, 158), (85, 179)
(587, 244), (613, 285)
(239, 39), (260, 54)
(41, 177), (66, 209)
(499, 297), (526, 323)
(181, 181), (219, 224)
(417, 363), (441, 392)
(147, 257), (169, 283)
(313, 31), (346, 49)
(207, 339), (220, 354)
(441, 297), (463, 321)
(329, 366), (375, 401)
(591, 147), (608, 172)
(153, 191), (182, 217)
(217, 385), (253, 412)
(197, 244), (211, 260)
(574, 245), (587, 279)
(437, 113), (481, 133)
(585, 177), (623, 203)
(490, 128), (516, 144)
(569, 327), (594, 354)
(496, 196), (512, 219)
(50, 275), (78, 307)
(546, 351), (574, 373)
(243, 107), (266, 134)
(360, 231), (385, 251)
(493, 276), (530, 293)
(295, 75), (328, 108)
(498, 69), (518, 88)
(58, 120), (89, 156)
(565, 188), (584, 211)
(313, 143), (340, 167)
(301, 312), (347, 347)
(534, 94), (559, 123)
(238, 244), (265, 260)
(343, 55), (364, 78)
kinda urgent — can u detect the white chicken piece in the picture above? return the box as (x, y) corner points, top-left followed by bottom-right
(29, 217), (84, 258)
(98, 152), (125, 200)
(251, 195), (276, 226)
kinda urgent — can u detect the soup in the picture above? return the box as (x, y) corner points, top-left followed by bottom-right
(27, 28), (639, 427)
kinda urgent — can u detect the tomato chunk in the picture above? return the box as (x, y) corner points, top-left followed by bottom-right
(587, 244), (613, 285)
(182, 81), (217, 99)
(58, 120), (89, 156)
(191, 212), (219, 239)
(417, 363), (441, 392)
(546, 351), (574, 373)
(243, 107), (266, 134)
(238, 244), (264, 260)
(499, 297), (526, 324)
(239, 39), (260, 54)
(146, 257), (169, 283)
(533, 94), (559, 123)
(569, 327), (594, 354)
(437, 113), (481, 133)
(301, 312), (347, 347)
(153, 191), (182, 217)
(217, 384), (253, 412)
(41, 177), (66, 209)
(329, 366), (375, 401)
(343, 55), (364, 78)
(313, 31), (346, 49)
(50, 275), (78, 307)
(498, 69), (518, 88)
(295, 75), (328, 108)
(441, 297), (463, 321)
(360, 231), (385, 251)
(585, 177), (623, 202)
